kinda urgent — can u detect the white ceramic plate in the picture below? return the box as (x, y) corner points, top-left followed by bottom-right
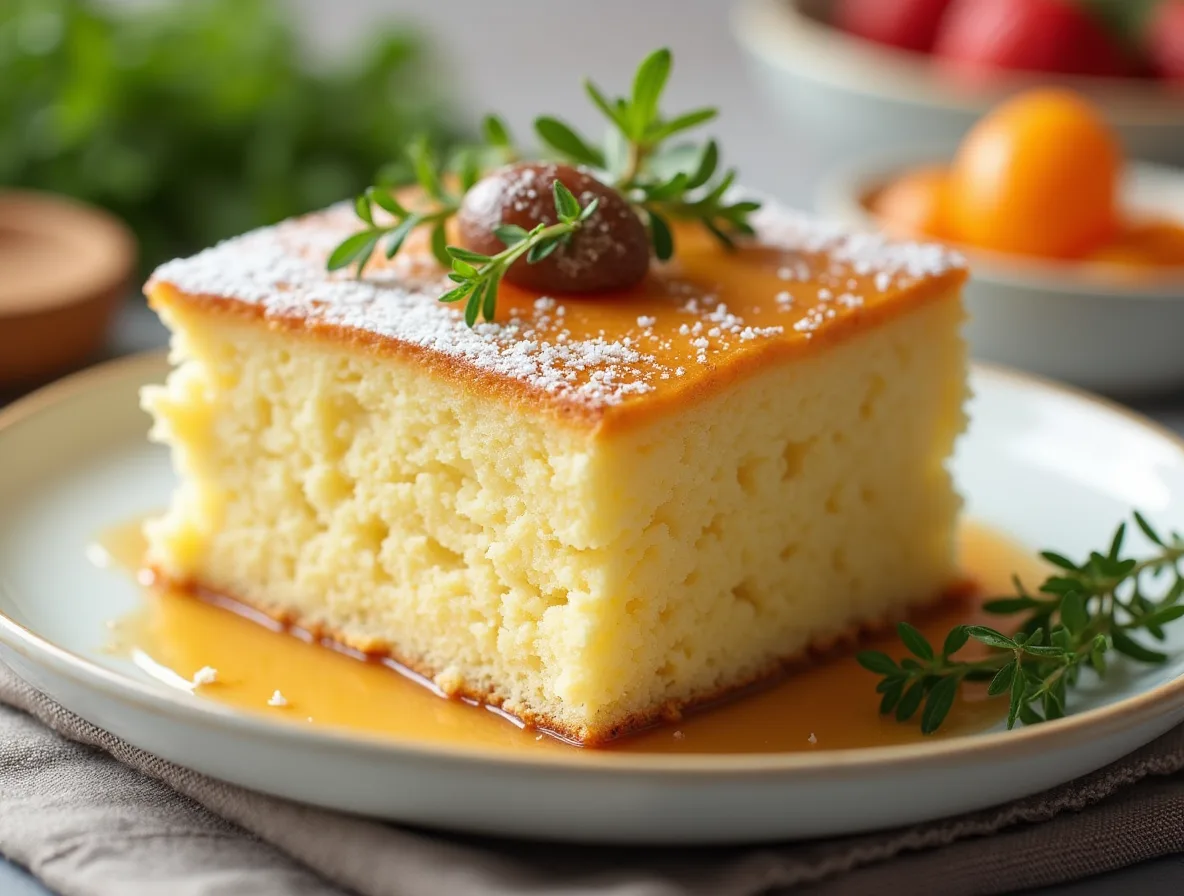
(815, 154), (1184, 396)
(2, 353), (1184, 844)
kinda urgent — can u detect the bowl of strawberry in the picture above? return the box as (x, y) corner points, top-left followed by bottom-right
(733, 0), (1184, 165)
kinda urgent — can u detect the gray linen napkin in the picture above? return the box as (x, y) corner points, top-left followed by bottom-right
(3, 661), (1184, 896)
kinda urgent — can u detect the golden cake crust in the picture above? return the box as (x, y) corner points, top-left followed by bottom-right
(146, 201), (965, 434)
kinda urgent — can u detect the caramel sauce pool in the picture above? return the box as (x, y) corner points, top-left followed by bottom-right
(97, 521), (1039, 754)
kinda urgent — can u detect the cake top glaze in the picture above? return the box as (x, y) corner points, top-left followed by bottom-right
(148, 199), (966, 429)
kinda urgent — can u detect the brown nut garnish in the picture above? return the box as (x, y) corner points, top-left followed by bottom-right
(457, 162), (650, 293)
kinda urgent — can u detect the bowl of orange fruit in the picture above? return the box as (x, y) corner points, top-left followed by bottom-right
(734, 0), (1184, 166)
(816, 88), (1184, 395)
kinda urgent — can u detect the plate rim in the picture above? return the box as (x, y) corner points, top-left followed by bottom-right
(2, 350), (1184, 776)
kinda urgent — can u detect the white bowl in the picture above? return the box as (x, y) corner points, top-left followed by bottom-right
(815, 154), (1184, 396)
(732, 0), (1184, 166)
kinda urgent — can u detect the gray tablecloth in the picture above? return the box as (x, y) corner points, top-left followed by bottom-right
(4, 662), (1184, 896)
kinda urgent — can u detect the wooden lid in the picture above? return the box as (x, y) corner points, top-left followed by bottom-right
(0, 191), (136, 386)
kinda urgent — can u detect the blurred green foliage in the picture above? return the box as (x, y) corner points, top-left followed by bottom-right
(0, 0), (456, 268)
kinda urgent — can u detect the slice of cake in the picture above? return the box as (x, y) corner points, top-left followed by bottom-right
(142, 201), (967, 744)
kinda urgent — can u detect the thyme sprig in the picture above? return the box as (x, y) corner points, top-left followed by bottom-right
(859, 512), (1184, 734)
(438, 181), (599, 326)
(535, 48), (758, 259)
(326, 49), (759, 325)
(326, 135), (465, 276)
(328, 117), (520, 278)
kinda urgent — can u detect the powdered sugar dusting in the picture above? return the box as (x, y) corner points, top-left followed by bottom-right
(752, 205), (963, 283)
(149, 198), (963, 414)
(190, 666), (218, 687)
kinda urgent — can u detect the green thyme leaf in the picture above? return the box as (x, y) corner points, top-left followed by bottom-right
(648, 107), (718, 142)
(438, 283), (472, 304)
(964, 626), (1017, 649)
(856, 651), (899, 676)
(584, 79), (630, 132)
(1134, 512), (1164, 546)
(326, 231), (380, 273)
(983, 596), (1042, 614)
(987, 661), (1016, 697)
(578, 197), (601, 221)
(1109, 523), (1128, 561)
(526, 238), (561, 264)
(464, 284), (482, 327)
(1110, 630), (1168, 664)
(897, 622), (935, 661)
(921, 676), (959, 735)
(1007, 662), (1026, 729)
(368, 187), (407, 217)
(629, 47), (672, 137)
(450, 257), (479, 279)
(458, 149), (482, 193)
(354, 194), (375, 225)
(447, 246), (493, 264)
(686, 140), (719, 190)
(384, 216), (418, 258)
(942, 626), (970, 659)
(535, 117), (606, 168)
(409, 135), (445, 201)
(1018, 703), (1044, 726)
(645, 172), (691, 201)
(1060, 593), (1089, 634)
(879, 682), (904, 715)
(1144, 605), (1184, 628)
(553, 180), (581, 220)
(649, 210), (674, 261)
(1021, 644), (1070, 658)
(494, 224), (530, 246)
(482, 271), (500, 323)
(895, 681), (925, 722)
(1041, 551), (1079, 571)
(1090, 634), (1108, 674)
(482, 114), (513, 148)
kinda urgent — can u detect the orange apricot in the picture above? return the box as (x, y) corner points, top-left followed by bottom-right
(870, 166), (952, 240)
(947, 89), (1121, 258)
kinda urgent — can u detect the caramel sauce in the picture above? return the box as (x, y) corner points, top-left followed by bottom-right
(96, 520), (1039, 754)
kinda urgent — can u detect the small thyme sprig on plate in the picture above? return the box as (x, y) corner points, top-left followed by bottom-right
(535, 47), (758, 259)
(859, 512), (1184, 735)
(325, 49), (760, 326)
(438, 181), (599, 326)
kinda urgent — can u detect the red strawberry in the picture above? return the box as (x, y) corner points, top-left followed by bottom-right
(1147, 0), (1184, 80)
(834, 0), (955, 53)
(933, 0), (1136, 77)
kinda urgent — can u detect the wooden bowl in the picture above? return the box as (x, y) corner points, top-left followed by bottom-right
(0, 191), (136, 387)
